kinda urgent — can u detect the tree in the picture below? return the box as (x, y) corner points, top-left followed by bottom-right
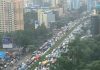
(50, 55), (75, 70)
(50, 35), (100, 70)
(24, 10), (37, 30)
(7, 23), (52, 51)
(24, 10), (37, 24)
(33, 24), (52, 47)
(12, 30), (33, 47)
(85, 60), (100, 70)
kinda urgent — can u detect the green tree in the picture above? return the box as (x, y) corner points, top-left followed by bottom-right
(24, 10), (37, 24)
(8, 24), (52, 50)
(12, 30), (33, 47)
(33, 24), (52, 47)
(85, 60), (100, 70)
(24, 10), (37, 30)
(50, 55), (75, 70)
(50, 36), (100, 70)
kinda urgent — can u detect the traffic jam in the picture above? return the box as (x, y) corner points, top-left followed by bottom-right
(16, 15), (90, 70)
(33, 18), (90, 70)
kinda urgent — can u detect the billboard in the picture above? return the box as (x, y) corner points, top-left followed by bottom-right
(2, 37), (13, 48)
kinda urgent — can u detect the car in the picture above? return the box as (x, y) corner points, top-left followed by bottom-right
(21, 63), (27, 69)
(32, 51), (38, 56)
(0, 60), (6, 69)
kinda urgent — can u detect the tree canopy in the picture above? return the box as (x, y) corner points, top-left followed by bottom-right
(50, 35), (100, 70)
(0, 24), (52, 52)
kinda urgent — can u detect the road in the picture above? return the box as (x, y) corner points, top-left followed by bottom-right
(4, 54), (32, 70)
(32, 15), (91, 70)
(34, 17), (91, 70)
(5, 14), (91, 70)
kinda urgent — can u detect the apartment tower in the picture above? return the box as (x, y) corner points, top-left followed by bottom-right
(0, 0), (24, 33)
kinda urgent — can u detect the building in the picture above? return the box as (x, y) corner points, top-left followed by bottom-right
(96, 0), (100, 13)
(13, 0), (24, 31)
(63, 0), (68, 12)
(87, 0), (96, 12)
(72, 0), (80, 10)
(24, 0), (34, 8)
(43, 0), (50, 3)
(42, 0), (51, 7)
(81, 0), (87, 4)
(32, 0), (43, 6)
(38, 9), (55, 28)
(51, 0), (61, 8)
(53, 8), (65, 17)
(66, 0), (71, 10)
(24, 0), (35, 13)
(0, 0), (24, 33)
(66, 0), (80, 10)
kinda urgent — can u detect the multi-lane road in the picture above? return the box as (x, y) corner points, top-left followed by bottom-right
(33, 15), (91, 70)
(4, 14), (91, 70)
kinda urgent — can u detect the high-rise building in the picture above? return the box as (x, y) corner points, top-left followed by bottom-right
(13, 0), (24, 30)
(66, 0), (71, 10)
(32, 0), (43, 6)
(81, 0), (87, 4)
(87, 0), (96, 12)
(51, 0), (60, 8)
(24, 0), (33, 8)
(67, 0), (80, 10)
(38, 9), (55, 28)
(53, 8), (64, 17)
(0, 0), (24, 33)
(43, 0), (50, 3)
(42, 0), (51, 7)
(71, 0), (80, 10)
(63, 0), (68, 12)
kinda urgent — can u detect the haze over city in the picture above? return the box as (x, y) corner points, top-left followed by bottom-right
(0, 0), (100, 70)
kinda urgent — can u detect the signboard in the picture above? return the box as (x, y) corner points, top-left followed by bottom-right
(2, 37), (13, 48)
